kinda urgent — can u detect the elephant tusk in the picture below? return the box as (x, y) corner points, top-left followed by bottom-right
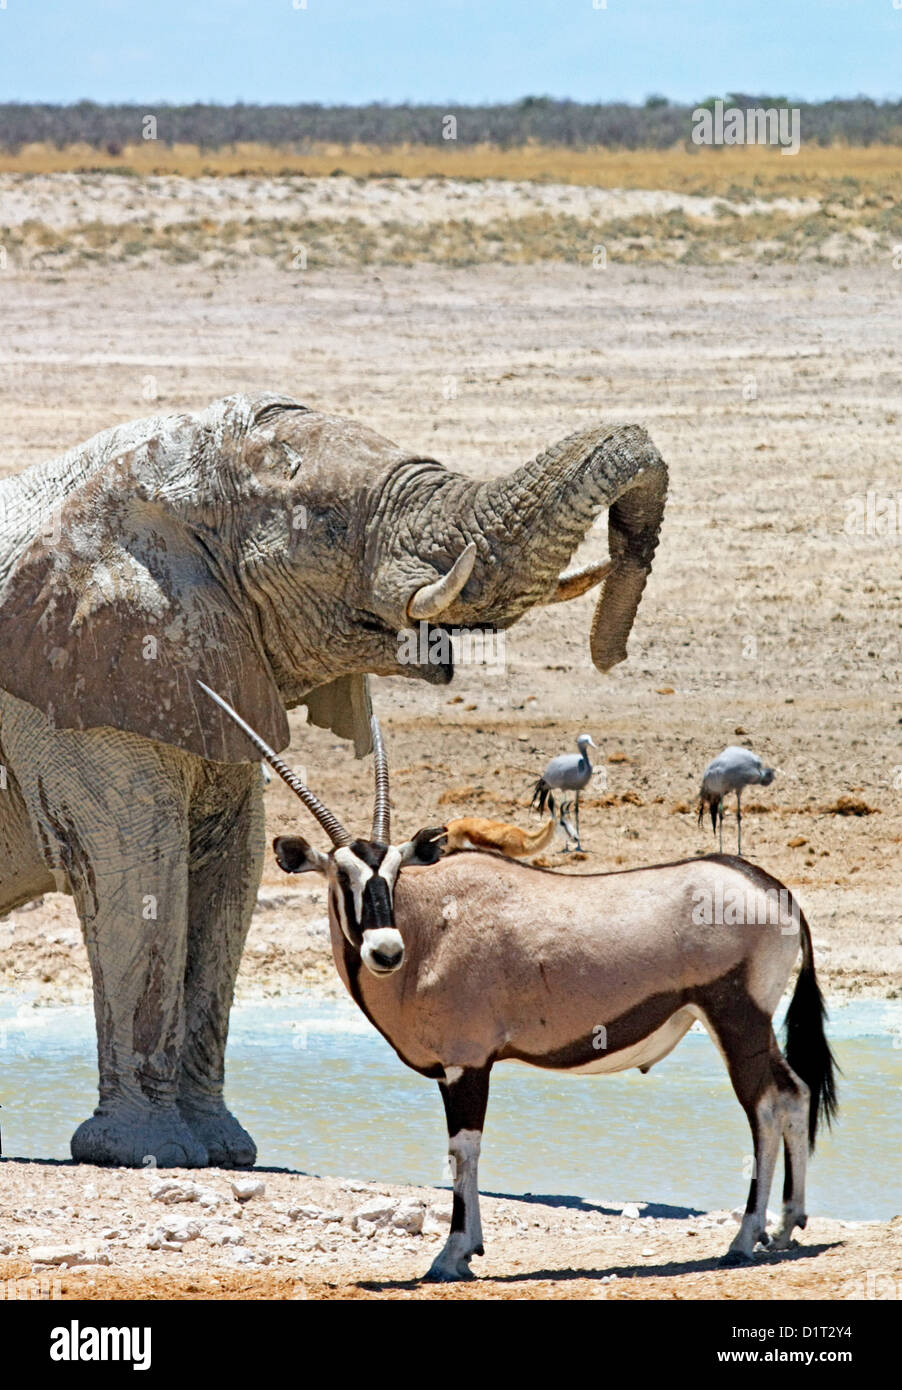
(407, 542), (477, 621)
(548, 559), (612, 604)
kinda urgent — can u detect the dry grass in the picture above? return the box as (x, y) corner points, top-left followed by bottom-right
(6, 206), (897, 272)
(3, 140), (902, 201)
(3, 142), (899, 271)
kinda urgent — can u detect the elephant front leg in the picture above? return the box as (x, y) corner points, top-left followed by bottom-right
(70, 845), (207, 1169)
(1, 702), (207, 1168)
(427, 1065), (491, 1282)
(177, 769), (264, 1167)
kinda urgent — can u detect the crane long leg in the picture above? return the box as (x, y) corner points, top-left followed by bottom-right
(736, 790), (742, 857)
(574, 790), (582, 852)
(718, 799), (724, 853)
(557, 796), (571, 852)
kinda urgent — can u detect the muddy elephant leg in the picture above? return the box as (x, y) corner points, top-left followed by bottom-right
(177, 766), (265, 1167)
(68, 824), (208, 1168)
(0, 754), (57, 913)
(0, 696), (207, 1167)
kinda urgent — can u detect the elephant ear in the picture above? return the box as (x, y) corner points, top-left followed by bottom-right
(301, 674), (373, 758)
(0, 427), (288, 764)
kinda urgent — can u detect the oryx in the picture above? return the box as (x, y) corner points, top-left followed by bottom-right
(200, 684), (838, 1283)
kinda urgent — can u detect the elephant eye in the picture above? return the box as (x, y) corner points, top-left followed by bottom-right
(358, 614), (387, 635)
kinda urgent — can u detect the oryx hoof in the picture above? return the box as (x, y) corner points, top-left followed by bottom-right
(424, 1240), (480, 1282)
(424, 1259), (477, 1283)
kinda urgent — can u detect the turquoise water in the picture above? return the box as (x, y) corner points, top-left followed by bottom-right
(1, 994), (899, 1220)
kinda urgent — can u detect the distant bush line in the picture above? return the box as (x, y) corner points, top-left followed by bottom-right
(1, 96), (901, 152)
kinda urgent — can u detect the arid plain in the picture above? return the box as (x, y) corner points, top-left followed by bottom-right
(1, 158), (900, 1297)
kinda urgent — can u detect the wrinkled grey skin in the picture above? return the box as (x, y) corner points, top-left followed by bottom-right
(0, 393), (667, 1167)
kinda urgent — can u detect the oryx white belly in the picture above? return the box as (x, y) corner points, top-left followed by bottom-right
(505, 1007), (697, 1076)
(569, 1008), (697, 1074)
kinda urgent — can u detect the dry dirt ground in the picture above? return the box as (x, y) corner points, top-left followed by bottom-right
(1, 185), (901, 1296)
(0, 1162), (898, 1301)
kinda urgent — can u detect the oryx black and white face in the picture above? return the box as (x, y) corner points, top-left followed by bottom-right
(273, 831), (443, 976)
(195, 685), (445, 978)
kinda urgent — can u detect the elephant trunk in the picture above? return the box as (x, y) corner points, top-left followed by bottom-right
(470, 423), (668, 671)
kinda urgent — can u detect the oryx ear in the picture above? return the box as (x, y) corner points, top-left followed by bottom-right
(399, 826), (448, 866)
(273, 836), (328, 875)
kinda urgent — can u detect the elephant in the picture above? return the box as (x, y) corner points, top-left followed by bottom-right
(0, 392), (667, 1167)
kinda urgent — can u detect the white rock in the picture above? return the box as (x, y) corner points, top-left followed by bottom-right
(620, 1203), (641, 1220)
(149, 1218), (202, 1245)
(195, 1187), (226, 1210)
(204, 1225), (245, 1247)
(150, 1179), (199, 1205)
(391, 1201), (425, 1235)
(351, 1196), (397, 1230)
(30, 1245), (110, 1267)
(289, 1204), (325, 1222)
(231, 1179), (266, 1203)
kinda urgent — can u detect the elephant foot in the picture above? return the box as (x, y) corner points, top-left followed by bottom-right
(178, 1101), (257, 1168)
(71, 1105), (209, 1169)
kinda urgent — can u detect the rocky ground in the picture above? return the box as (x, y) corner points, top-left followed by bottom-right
(0, 1161), (898, 1301)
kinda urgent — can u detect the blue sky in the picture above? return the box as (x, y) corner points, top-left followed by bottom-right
(0, 0), (898, 105)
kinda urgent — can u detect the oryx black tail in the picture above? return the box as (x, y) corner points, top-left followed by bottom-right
(783, 910), (839, 1151)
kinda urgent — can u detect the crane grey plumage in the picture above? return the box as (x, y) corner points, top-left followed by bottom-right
(531, 733), (597, 851)
(698, 745), (775, 856)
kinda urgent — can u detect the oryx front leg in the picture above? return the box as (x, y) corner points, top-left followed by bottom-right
(427, 1065), (491, 1282)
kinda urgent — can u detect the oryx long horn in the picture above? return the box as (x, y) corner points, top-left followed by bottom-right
(197, 681), (352, 848)
(370, 715), (391, 845)
(407, 542), (477, 621)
